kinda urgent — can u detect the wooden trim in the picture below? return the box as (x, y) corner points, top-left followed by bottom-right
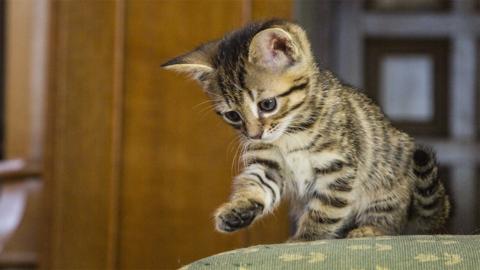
(107, 0), (126, 269)
(4, 0), (34, 160)
(0, 158), (41, 181)
(5, 0), (49, 161)
(43, 1), (120, 269)
(41, 0), (57, 267)
(0, 252), (37, 268)
(0, 0), (5, 159)
(364, 38), (450, 137)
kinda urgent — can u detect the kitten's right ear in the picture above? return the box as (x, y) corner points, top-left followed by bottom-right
(248, 28), (300, 72)
(161, 41), (218, 81)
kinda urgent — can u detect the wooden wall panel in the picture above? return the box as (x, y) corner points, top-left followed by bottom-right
(120, 0), (294, 268)
(43, 1), (294, 269)
(44, 1), (120, 269)
(120, 1), (246, 269)
(251, 0), (293, 20)
(5, 0), (33, 159)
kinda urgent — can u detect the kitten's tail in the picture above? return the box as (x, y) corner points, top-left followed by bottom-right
(410, 145), (450, 232)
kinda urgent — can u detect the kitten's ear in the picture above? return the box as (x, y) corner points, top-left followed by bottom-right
(161, 41), (218, 81)
(248, 28), (300, 72)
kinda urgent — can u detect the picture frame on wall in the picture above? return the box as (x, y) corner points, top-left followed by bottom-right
(364, 38), (450, 137)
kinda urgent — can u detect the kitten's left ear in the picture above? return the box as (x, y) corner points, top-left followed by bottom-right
(248, 28), (300, 72)
(161, 41), (218, 81)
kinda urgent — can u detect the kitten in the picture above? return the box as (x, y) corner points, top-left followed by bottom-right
(162, 19), (450, 240)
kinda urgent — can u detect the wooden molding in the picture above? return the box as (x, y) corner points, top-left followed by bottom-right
(0, 251), (37, 268)
(0, 159), (41, 182)
(43, 1), (120, 269)
(5, 0), (49, 161)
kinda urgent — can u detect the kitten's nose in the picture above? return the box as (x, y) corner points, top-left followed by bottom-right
(249, 132), (263, 140)
(245, 121), (263, 140)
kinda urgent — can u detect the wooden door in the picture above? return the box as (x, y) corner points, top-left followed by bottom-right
(120, 1), (293, 268)
(44, 1), (292, 269)
(119, 1), (248, 268)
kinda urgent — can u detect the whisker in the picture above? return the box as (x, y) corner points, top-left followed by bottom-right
(237, 138), (249, 173)
(227, 134), (240, 155)
(192, 99), (213, 110)
(231, 136), (244, 176)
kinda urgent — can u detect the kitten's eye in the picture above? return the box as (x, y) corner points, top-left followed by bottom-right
(258, 98), (277, 112)
(224, 111), (242, 123)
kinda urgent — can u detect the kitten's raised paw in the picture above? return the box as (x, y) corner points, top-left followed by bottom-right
(214, 199), (264, 233)
(347, 226), (385, 238)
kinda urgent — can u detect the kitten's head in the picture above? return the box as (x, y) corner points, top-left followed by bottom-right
(162, 19), (316, 142)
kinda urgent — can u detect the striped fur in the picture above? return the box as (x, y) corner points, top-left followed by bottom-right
(410, 145), (450, 232)
(162, 19), (450, 240)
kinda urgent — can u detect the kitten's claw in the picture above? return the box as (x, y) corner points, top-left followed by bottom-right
(215, 199), (264, 232)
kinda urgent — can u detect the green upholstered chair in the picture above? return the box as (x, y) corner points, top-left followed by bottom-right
(182, 235), (480, 270)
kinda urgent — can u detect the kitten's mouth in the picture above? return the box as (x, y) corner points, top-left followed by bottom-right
(243, 133), (278, 143)
(243, 119), (290, 143)
(260, 120), (290, 143)
(257, 132), (282, 143)
(259, 137), (277, 143)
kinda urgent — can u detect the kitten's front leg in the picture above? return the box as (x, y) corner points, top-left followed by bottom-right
(215, 162), (284, 233)
(214, 185), (265, 233)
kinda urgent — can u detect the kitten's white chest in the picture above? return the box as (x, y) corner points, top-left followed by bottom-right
(277, 135), (345, 196)
(283, 149), (346, 197)
(283, 151), (314, 197)
(285, 152), (312, 180)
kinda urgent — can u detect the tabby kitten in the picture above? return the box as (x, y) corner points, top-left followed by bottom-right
(162, 19), (450, 240)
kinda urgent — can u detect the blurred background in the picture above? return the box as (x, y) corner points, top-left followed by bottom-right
(0, 0), (478, 269)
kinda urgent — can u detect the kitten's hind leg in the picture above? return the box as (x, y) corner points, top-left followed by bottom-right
(288, 213), (335, 242)
(346, 225), (385, 238)
(351, 189), (410, 238)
